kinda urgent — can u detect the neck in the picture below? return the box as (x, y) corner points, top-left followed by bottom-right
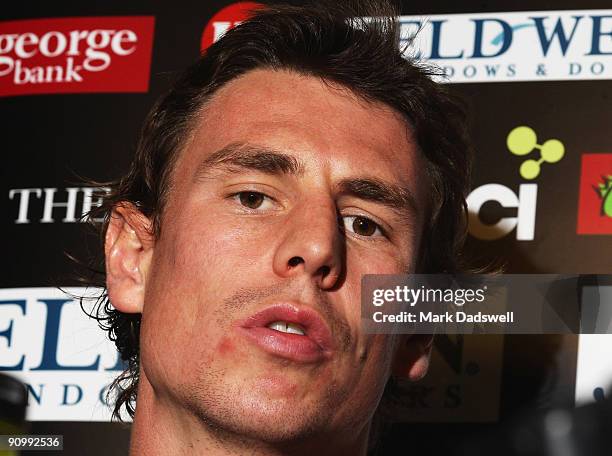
(128, 371), (371, 456)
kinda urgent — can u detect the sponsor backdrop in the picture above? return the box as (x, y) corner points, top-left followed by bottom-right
(1, 0), (610, 454)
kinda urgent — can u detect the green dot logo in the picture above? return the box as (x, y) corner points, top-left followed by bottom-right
(597, 175), (612, 217)
(507, 126), (565, 179)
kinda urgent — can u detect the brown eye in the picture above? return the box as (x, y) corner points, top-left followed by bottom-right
(238, 191), (265, 209)
(342, 215), (382, 237)
(353, 216), (376, 236)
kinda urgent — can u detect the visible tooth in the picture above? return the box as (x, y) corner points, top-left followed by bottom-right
(268, 321), (287, 332)
(286, 323), (305, 336)
(267, 321), (306, 335)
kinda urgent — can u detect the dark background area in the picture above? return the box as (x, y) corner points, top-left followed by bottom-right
(1, 1), (610, 454)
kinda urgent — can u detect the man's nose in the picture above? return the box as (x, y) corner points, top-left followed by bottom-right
(272, 199), (344, 290)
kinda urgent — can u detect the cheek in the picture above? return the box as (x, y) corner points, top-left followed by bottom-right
(340, 251), (409, 329)
(346, 241), (415, 277)
(356, 335), (396, 392)
(167, 204), (276, 272)
(141, 205), (275, 380)
(328, 335), (396, 429)
(330, 254), (399, 393)
(154, 211), (266, 295)
(216, 336), (236, 356)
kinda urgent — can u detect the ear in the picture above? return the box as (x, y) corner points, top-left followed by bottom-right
(104, 203), (154, 314)
(392, 334), (434, 381)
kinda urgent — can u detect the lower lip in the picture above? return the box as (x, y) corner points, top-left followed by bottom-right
(237, 326), (330, 363)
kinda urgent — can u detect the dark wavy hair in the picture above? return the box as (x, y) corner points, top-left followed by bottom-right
(83, 0), (472, 422)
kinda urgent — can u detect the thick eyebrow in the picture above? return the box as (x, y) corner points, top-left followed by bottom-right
(336, 177), (419, 218)
(194, 142), (304, 180)
(194, 142), (418, 217)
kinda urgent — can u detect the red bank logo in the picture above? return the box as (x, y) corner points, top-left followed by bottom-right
(0, 16), (155, 97)
(577, 153), (612, 235)
(200, 2), (262, 51)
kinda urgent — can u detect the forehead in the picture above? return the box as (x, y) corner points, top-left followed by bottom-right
(175, 68), (426, 202)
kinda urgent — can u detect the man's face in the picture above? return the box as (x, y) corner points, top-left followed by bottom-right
(139, 69), (428, 442)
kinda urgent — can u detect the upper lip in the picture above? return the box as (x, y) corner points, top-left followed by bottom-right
(239, 303), (335, 353)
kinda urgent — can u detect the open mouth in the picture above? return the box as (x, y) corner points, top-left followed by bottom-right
(237, 304), (334, 363)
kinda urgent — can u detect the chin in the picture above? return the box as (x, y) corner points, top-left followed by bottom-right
(184, 386), (333, 443)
